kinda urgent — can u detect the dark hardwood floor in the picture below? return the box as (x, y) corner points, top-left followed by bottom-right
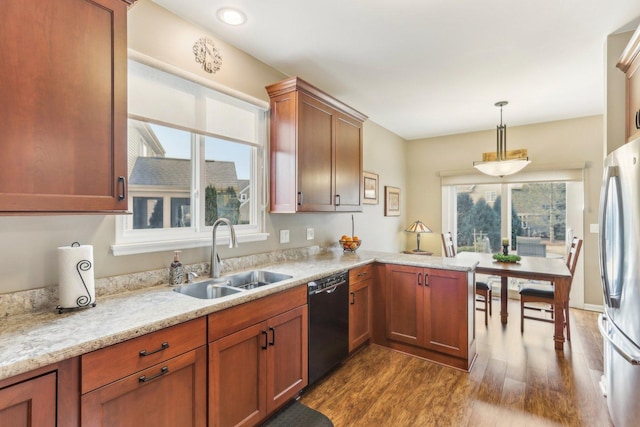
(301, 299), (612, 426)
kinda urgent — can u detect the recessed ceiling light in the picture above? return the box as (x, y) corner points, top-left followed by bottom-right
(217, 8), (246, 26)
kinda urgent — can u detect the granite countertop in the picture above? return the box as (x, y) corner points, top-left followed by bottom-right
(0, 250), (477, 381)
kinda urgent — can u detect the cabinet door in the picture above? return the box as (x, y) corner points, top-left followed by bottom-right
(266, 305), (308, 414)
(423, 269), (468, 358)
(628, 57), (640, 142)
(209, 322), (267, 427)
(81, 347), (206, 427)
(297, 93), (335, 212)
(335, 112), (363, 211)
(349, 278), (371, 351)
(0, 0), (128, 213)
(0, 372), (56, 427)
(385, 264), (423, 346)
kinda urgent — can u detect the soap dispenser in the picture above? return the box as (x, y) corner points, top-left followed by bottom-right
(169, 251), (184, 286)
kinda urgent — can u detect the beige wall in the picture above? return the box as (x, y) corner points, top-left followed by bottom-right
(0, 0), (406, 295)
(405, 115), (604, 306)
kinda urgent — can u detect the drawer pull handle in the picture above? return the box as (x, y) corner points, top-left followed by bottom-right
(269, 327), (276, 346)
(139, 366), (169, 383)
(118, 176), (127, 201)
(298, 192), (303, 206)
(139, 342), (169, 357)
(262, 330), (268, 350)
(350, 291), (356, 305)
(357, 272), (367, 277)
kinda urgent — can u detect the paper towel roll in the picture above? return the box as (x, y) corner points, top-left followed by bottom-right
(58, 243), (96, 309)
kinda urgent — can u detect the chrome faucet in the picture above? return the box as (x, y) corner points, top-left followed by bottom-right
(211, 218), (238, 278)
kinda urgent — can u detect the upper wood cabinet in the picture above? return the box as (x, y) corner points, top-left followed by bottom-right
(0, 0), (134, 214)
(266, 77), (367, 213)
(617, 25), (640, 143)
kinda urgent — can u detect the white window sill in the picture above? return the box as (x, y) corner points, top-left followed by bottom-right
(111, 232), (269, 256)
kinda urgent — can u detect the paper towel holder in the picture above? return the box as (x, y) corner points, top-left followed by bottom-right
(56, 241), (97, 314)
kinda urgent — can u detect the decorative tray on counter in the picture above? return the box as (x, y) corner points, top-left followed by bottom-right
(492, 254), (521, 263)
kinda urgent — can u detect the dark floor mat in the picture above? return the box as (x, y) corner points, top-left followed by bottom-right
(261, 400), (333, 427)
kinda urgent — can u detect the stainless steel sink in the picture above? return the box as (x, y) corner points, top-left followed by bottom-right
(173, 280), (243, 299)
(173, 270), (292, 299)
(224, 270), (293, 289)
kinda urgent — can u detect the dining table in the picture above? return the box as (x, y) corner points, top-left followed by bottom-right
(455, 252), (573, 350)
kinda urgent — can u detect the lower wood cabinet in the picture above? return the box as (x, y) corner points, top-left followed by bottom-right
(0, 357), (79, 426)
(80, 318), (207, 426)
(384, 264), (473, 366)
(0, 372), (56, 427)
(209, 305), (308, 427)
(81, 347), (207, 427)
(349, 265), (372, 352)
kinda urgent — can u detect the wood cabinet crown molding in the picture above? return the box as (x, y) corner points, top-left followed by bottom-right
(617, 25), (640, 72)
(266, 77), (368, 122)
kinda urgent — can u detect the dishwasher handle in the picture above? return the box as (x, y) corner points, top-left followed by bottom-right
(309, 279), (347, 295)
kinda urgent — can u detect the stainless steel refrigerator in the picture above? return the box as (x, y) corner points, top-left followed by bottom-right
(598, 137), (640, 427)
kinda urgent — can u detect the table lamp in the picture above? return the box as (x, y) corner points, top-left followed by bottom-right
(405, 220), (432, 253)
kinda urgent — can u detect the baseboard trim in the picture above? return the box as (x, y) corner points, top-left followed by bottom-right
(582, 304), (604, 312)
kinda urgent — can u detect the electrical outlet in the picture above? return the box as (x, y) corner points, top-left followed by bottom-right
(306, 227), (315, 240)
(280, 229), (290, 244)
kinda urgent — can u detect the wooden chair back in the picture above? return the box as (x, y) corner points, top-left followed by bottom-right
(441, 232), (456, 258)
(566, 237), (583, 278)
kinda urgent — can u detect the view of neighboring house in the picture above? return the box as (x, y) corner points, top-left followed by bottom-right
(127, 121), (249, 229)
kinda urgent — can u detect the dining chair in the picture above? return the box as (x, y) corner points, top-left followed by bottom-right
(519, 236), (583, 340)
(441, 232), (492, 325)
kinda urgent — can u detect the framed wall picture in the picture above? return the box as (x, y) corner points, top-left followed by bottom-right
(363, 171), (379, 205)
(385, 186), (400, 216)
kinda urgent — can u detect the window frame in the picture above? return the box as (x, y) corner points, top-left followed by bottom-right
(112, 54), (269, 256)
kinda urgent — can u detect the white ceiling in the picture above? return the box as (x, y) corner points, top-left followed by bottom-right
(153, 0), (640, 140)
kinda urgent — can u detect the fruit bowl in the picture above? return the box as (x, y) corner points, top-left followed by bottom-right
(339, 238), (362, 253)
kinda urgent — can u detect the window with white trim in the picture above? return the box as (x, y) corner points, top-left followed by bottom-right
(113, 59), (268, 255)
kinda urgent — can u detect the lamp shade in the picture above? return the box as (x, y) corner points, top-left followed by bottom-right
(473, 158), (530, 177)
(405, 220), (432, 253)
(405, 220), (432, 233)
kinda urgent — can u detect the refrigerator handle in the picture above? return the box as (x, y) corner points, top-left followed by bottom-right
(598, 165), (621, 308)
(598, 314), (640, 365)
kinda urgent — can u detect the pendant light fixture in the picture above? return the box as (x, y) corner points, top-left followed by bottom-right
(473, 101), (530, 177)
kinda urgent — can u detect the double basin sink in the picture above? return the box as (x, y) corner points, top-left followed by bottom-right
(173, 270), (293, 299)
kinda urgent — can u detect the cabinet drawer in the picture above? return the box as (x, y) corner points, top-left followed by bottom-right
(349, 264), (372, 285)
(81, 318), (206, 394)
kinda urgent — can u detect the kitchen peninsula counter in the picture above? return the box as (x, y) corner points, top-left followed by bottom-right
(0, 250), (477, 381)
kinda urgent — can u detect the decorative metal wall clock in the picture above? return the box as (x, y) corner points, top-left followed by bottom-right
(193, 37), (222, 74)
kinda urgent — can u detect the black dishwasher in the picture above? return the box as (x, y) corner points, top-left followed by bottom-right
(307, 271), (349, 386)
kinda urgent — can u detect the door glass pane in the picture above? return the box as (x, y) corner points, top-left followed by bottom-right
(456, 184), (502, 253)
(511, 182), (566, 258)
